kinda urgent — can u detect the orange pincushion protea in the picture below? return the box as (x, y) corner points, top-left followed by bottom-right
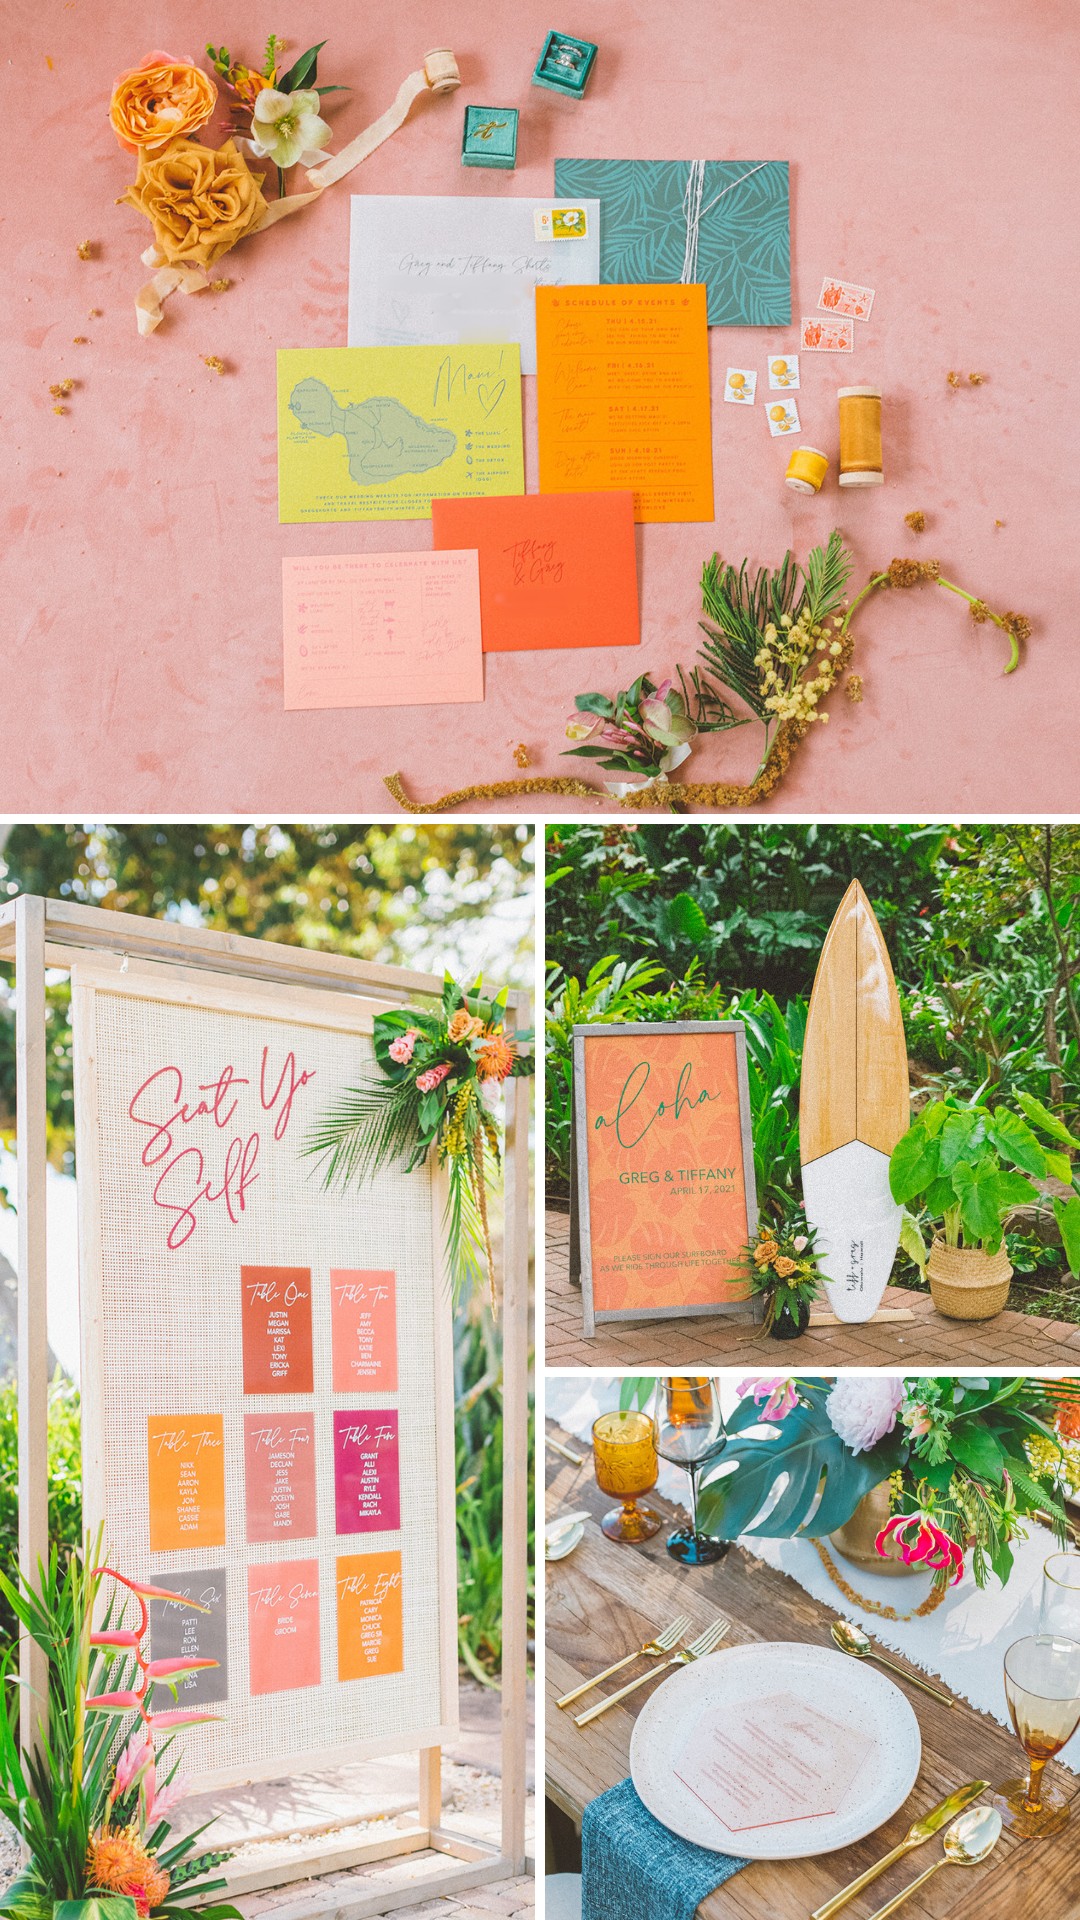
(475, 1033), (515, 1082)
(87, 1827), (170, 1918)
(1053, 1392), (1080, 1442)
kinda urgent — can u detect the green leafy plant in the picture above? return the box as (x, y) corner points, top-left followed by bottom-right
(454, 1316), (533, 1686)
(889, 1092), (1080, 1264)
(0, 1375), (82, 1650)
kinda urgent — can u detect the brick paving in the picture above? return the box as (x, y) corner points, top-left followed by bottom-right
(545, 1206), (1080, 1370)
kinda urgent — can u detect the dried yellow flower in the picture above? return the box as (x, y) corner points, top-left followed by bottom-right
(210, 277), (231, 293)
(72, 336), (88, 345)
(947, 371), (963, 389)
(513, 743), (530, 768)
(845, 674), (863, 703)
(968, 372), (986, 385)
(904, 510), (926, 533)
(48, 380), (74, 399)
(76, 240), (94, 260)
(1002, 611), (1032, 642)
(969, 599), (990, 624)
(203, 355), (226, 375)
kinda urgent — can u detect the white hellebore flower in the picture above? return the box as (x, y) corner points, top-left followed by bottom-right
(250, 87), (332, 169)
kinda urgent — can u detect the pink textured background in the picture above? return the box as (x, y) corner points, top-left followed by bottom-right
(3, 0), (1078, 815)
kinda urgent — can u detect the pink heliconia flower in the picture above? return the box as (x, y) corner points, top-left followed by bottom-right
(388, 1027), (421, 1065)
(86, 1688), (144, 1713)
(112, 1731), (154, 1800)
(737, 1376), (799, 1421)
(876, 1512), (965, 1585)
(143, 1769), (186, 1825)
(416, 1062), (452, 1094)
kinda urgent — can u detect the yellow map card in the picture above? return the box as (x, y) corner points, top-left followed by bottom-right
(277, 345), (524, 522)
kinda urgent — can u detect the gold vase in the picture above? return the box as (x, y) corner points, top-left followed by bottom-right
(828, 1481), (922, 1577)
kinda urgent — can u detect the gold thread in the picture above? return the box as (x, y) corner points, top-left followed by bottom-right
(839, 387), (883, 479)
(785, 446), (829, 494)
(812, 1537), (950, 1620)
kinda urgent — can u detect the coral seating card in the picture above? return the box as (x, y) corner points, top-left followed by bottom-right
(243, 1412), (318, 1542)
(147, 1569), (228, 1706)
(240, 1265), (314, 1393)
(281, 551), (484, 713)
(334, 1410), (401, 1533)
(337, 1550), (404, 1680)
(347, 194), (602, 376)
(431, 491), (639, 652)
(573, 1023), (757, 1331)
(331, 1269), (398, 1392)
(247, 1559), (321, 1695)
(277, 345), (525, 522)
(535, 286), (714, 523)
(147, 1414), (226, 1551)
(675, 1692), (875, 1832)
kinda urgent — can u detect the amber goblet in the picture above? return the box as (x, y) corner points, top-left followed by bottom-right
(991, 1633), (1080, 1837)
(592, 1410), (661, 1543)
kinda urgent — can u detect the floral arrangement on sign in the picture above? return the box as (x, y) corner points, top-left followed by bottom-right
(109, 40), (459, 333)
(304, 975), (533, 1306)
(695, 1375), (1080, 1593)
(384, 532), (1032, 815)
(739, 1206), (826, 1338)
(0, 1537), (236, 1920)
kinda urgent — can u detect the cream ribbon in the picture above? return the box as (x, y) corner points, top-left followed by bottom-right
(133, 49), (460, 333)
(603, 773), (671, 799)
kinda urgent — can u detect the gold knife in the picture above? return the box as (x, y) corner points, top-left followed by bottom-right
(809, 1780), (989, 1920)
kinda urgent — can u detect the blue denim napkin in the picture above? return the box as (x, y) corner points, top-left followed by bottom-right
(582, 1776), (749, 1920)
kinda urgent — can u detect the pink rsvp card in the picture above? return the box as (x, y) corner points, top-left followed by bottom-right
(281, 550), (484, 711)
(674, 1691), (874, 1832)
(331, 1268), (398, 1392)
(333, 1409), (401, 1534)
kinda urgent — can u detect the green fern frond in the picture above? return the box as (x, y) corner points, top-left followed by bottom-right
(798, 529), (854, 630)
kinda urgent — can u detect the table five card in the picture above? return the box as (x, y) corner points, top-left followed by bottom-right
(337, 1550), (404, 1680)
(536, 285), (714, 522)
(333, 1410), (401, 1534)
(147, 1415), (225, 1552)
(240, 1265), (314, 1393)
(247, 1559), (321, 1694)
(431, 490), (639, 651)
(331, 1269), (398, 1392)
(281, 551), (484, 713)
(243, 1412), (318, 1542)
(675, 1691), (875, 1831)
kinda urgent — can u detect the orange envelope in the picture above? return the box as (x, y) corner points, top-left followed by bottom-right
(535, 285), (714, 523)
(336, 1550), (404, 1681)
(431, 491), (639, 651)
(147, 1415), (226, 1552)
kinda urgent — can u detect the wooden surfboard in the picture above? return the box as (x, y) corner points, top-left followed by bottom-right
(800, 880), (909, 1321)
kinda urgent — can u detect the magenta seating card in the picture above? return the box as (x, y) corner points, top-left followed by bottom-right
(247, 1558), (321, 1694)
(333, 1409), (401, 1534)
(331, 1268), (398, 1392)
(243, 1412), (318, 1542)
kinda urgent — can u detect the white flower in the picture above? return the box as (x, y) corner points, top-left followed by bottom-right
(826, 1376), (903, 1453)
(250, 88), (332, 169)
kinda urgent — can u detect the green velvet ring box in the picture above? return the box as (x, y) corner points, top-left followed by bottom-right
(461, 104), (519, 168)
(532, 30), (598, 96)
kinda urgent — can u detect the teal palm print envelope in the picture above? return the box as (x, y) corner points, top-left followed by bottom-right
(553, 158), (790, 326)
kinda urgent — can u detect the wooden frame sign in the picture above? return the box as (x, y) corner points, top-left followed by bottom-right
(572, 1022), (758, 1335)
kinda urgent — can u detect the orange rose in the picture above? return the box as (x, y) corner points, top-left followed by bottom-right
(753, 1240), (779, 1266)
(448, 1009), (485, 1043)
(110, 51), (218, 153)
(122, 138), (267, 270)
(773, 1256), (797, 1278)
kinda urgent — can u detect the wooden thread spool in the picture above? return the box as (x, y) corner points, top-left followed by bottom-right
(838, 385), (883, 487)
(785, 445), (829, 495)
(424, 49), (461, 92)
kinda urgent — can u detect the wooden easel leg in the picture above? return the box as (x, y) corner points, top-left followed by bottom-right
(16, 896), (49, 1771)
(418, 1746), (441, 1831)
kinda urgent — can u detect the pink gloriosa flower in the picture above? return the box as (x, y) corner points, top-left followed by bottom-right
(876, 1512), (965, 1585)
(737, 1376), (799, 1421)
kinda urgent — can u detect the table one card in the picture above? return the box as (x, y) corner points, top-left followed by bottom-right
(333, 1409), (401, 1534)
(337, 1550), (404, 1680)
(147, 1414), (226, 1552)
(281, 551), (484, 713)
(331, 1269), (398, 1392)
(240, 1265), (314, 1394)
(146, 1567), (228, 1706)
(535, 285), (714, 523)
(247, 1558), (321, 1695)
(243, 1412), (318, 1542)
(674, 1691), (875, 1832)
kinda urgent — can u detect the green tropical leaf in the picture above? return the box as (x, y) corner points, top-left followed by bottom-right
(1055, 1196), (1080, 1277)
(276, 40), (326, 92)
(949, 1422), (1005, 1483)
(983, 1107), (1049, 1177)
(1016, 1090), (1080, 1149)
(667, 892), (709, 945)
(889, 1124), (941, 1204)
(696, 1393), (900, 1540)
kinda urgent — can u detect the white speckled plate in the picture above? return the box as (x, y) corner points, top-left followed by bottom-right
(629, 1642), (921, 1860)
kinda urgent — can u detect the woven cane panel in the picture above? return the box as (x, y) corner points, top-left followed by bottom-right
(73, 968), (451, 1787)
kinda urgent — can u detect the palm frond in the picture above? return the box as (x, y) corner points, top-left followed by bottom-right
(698, 551), (799, 719)
(302, 1077), (423, 1188)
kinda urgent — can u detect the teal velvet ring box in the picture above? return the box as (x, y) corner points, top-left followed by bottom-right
(461, 104), (519, 168)
(532, 31), (597, 96)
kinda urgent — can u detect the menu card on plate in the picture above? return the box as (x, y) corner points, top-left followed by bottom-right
(674, 1691), (874, 1831)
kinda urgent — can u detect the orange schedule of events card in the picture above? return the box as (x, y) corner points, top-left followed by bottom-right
(336, 1550), (404, 1681)
(147, 1415), (226, 1552)
(535, 285), (714, 523)
(431, 491), (639, 651)
(580, 1028), (753, 1315)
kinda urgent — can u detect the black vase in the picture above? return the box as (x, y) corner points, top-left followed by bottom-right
(769, 1298), (810, 1340)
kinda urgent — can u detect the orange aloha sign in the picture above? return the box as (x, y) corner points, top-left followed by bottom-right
(576, 1025), (756, 1326)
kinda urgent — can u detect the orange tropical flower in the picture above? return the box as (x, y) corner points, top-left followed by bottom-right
(109, 52), (217, 153)
(87, 1826), (170, 1918)
(1054, 1394), (1080, 1442)
(476, 1034), (515, 1082)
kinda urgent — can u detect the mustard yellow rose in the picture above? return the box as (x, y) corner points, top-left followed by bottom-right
(122, 138), (267, 270)
(447, 1009), (485, 1043)
(110, 51), (218, 153)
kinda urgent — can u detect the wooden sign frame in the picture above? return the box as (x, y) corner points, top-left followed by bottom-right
(571, 1021), (758, 1337)
(4, 895), (531, 1915)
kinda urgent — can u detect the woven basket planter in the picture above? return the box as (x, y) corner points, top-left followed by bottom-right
(927, 1236), (1012, 1320)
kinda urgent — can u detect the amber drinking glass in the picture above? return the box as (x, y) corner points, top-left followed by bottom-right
(991, 1633), (1080, 1837)
(592, 1410), (661, 1543)
(650, 1376), (730, 1566)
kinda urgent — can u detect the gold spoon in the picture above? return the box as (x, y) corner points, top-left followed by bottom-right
(863, 1806), (1001, 1920)
(831, 1620), (955, 1707)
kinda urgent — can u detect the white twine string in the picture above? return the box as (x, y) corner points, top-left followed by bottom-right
(679, 158), (773, 285)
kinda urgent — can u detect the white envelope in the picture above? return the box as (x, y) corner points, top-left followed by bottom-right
(348, 195), (601, 376)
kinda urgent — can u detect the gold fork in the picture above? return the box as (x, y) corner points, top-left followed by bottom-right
(555, 1615), (691, 1710)
(574, 1617), (731, 1726)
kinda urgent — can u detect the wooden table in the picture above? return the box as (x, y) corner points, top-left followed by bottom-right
(545, 1421), (1080, 1918)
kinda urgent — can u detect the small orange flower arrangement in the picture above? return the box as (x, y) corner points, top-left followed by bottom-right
(740, 1205), (825, 1340)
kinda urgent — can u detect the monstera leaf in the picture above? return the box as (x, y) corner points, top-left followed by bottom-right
(696, 1389), (902, 1542)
